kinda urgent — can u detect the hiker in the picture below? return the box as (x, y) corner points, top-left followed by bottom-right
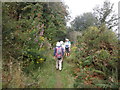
(60, 41), (65, 52)
(54, 42), (64, 71)
(64, 38), (71, 56)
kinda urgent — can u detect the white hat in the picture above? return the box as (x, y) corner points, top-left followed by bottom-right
(65, 38), (69, 41)
(56, 42), (61, 46)
(60, 41), (63, 45)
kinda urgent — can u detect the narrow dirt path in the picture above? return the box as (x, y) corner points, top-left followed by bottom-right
(37, 51), (75, 88)
(54, 59), (75, 88)
(54, 70), (63, 88)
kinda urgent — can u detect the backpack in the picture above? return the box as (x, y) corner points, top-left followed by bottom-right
(56, 47), (62, 59)
(65, 42), (69, 49)
(65, 45), (69, 48)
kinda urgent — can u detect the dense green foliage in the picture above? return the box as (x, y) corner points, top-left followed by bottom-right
(2, 2), (69, 88)
(2, 2), (69, 62)
(2, 1), (119, 89)
(71, 26), (119, 88)
(68, 1), (119, 88)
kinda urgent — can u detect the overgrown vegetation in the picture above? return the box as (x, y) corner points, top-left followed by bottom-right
(68, 1), (119, 88)
(2, 0), (119, 89)
(2, 2), (69, 88)
(72, 25), (119, 88)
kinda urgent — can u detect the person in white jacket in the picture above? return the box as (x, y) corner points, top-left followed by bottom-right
(64, 38), (71, 56)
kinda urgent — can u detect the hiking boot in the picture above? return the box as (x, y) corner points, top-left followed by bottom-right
(56, 68), (58, 70)
(59, 69), (62, 71)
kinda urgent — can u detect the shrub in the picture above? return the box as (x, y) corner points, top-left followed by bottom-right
(74, 25), (118, 88)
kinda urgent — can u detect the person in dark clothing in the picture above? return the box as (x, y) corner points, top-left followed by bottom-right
(54, 42), (64, 71)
